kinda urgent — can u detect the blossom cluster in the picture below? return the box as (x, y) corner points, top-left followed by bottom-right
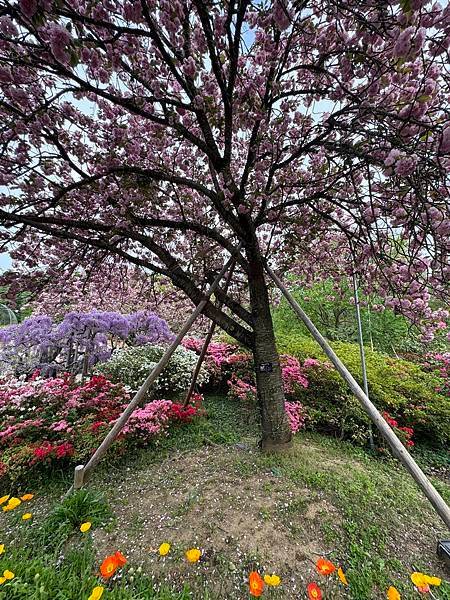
(97, 344), (209, 397)
(284, 401), (305, 434)
(182, 338), (238, 381)
(422, 352), (450, 398)
(382, 412), (415, 448)
(121, 400), (197, 440)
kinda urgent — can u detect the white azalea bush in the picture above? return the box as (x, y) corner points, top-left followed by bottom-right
(95, 344), (209, 398)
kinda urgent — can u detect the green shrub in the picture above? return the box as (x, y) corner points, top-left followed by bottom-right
(95, 344), (209, 399)
(276, 332), (450, 447)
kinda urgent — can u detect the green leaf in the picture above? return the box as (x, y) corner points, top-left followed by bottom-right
(399, 0), (412, 13)
(69, 49), (79, 68)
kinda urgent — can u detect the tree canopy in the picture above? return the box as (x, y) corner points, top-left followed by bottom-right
(0, 0), (449, 342)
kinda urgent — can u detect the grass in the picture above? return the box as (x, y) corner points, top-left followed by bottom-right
(36, 489), (114, 550)
(251, 434), (450, 598)
(1, 396), (449, 599)
(0, 542), (194, 599)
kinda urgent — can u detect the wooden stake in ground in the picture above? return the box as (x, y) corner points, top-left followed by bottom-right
(71, 247), (241, 490)
(73, 465), (84, 490)
(265, 263), (450, 530)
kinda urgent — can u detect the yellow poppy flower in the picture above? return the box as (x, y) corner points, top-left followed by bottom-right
(3, 570), (14, 580)
(264, 574), (281, 586)
(20, 494), (34, 501)
(0, 495), (10, 505)
(338, 567), (348, 585)
(80, 522), (92, 533)
(387, 586), (401, 600)
(0, 545), (4, 555)
(22, 512), (32, 520)
(185, 548), (201, 563)
(159, 542), (171, 556)
(88, 585), (105, 600)
(411, 572), (428, 587)
(423, 575), (441, 586)
(3, 497), (21, 511)
(0, 577), (5, 585)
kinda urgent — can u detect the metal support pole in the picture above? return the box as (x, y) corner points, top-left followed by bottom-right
(351, 270), (375, 451)
(265, 263), (450, 530)
(65, 246), (241, 492)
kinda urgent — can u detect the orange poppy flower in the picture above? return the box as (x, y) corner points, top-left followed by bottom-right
(114, 551), (127, 567)
(316, 558), (336, 576)
(100, 555), (119, 579)
(307, 582), (323, 600)
(387, 587), (401, 600)
(249, 571), (264, 597)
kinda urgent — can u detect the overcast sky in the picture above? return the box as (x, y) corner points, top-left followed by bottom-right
(0, 254), (11, 273)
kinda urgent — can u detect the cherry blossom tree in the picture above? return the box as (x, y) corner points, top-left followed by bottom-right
(0, 0), (449, 449)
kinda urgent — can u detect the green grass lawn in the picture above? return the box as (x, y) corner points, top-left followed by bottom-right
(0, 396), (449, 599)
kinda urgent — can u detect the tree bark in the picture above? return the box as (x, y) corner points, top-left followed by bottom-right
(246, 246), (292, 451)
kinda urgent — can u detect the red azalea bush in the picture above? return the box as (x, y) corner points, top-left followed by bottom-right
(382, 411), (415, 448)
(0, 373), (200, 481)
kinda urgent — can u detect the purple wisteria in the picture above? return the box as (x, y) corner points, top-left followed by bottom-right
(0, 310), (173, 376)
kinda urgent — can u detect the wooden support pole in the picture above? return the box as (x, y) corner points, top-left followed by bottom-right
(265, 263), (450, 530)
(73, 247), (241, 488)
(183, 259), (237, 407)
(73, 465), (85, 490)
(183, 318), (217, 407)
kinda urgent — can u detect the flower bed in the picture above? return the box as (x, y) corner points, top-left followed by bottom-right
(0, 491), (446, 599)
(0, 373), (199, 481)
(422, 352), (450, 398)
(0, 311), (173, 377)
(275, 333), (450, 448)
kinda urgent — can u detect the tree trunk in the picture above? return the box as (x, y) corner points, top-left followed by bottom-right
(247, 247), (292, 451)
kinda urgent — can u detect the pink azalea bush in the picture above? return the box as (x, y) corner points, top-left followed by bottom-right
(183, 338), (307, 434)
(182, 338), (238, 382)
(0, 373), (200, 481)
(122, 400), (174, 439)
(280, 355), (309, 394)
(285, 401), (306, 434)
(422, 352), (450, 398)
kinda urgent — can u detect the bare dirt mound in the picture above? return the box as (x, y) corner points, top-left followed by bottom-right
(93, 444), (337, 598)
(90, 436), (449, 599)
